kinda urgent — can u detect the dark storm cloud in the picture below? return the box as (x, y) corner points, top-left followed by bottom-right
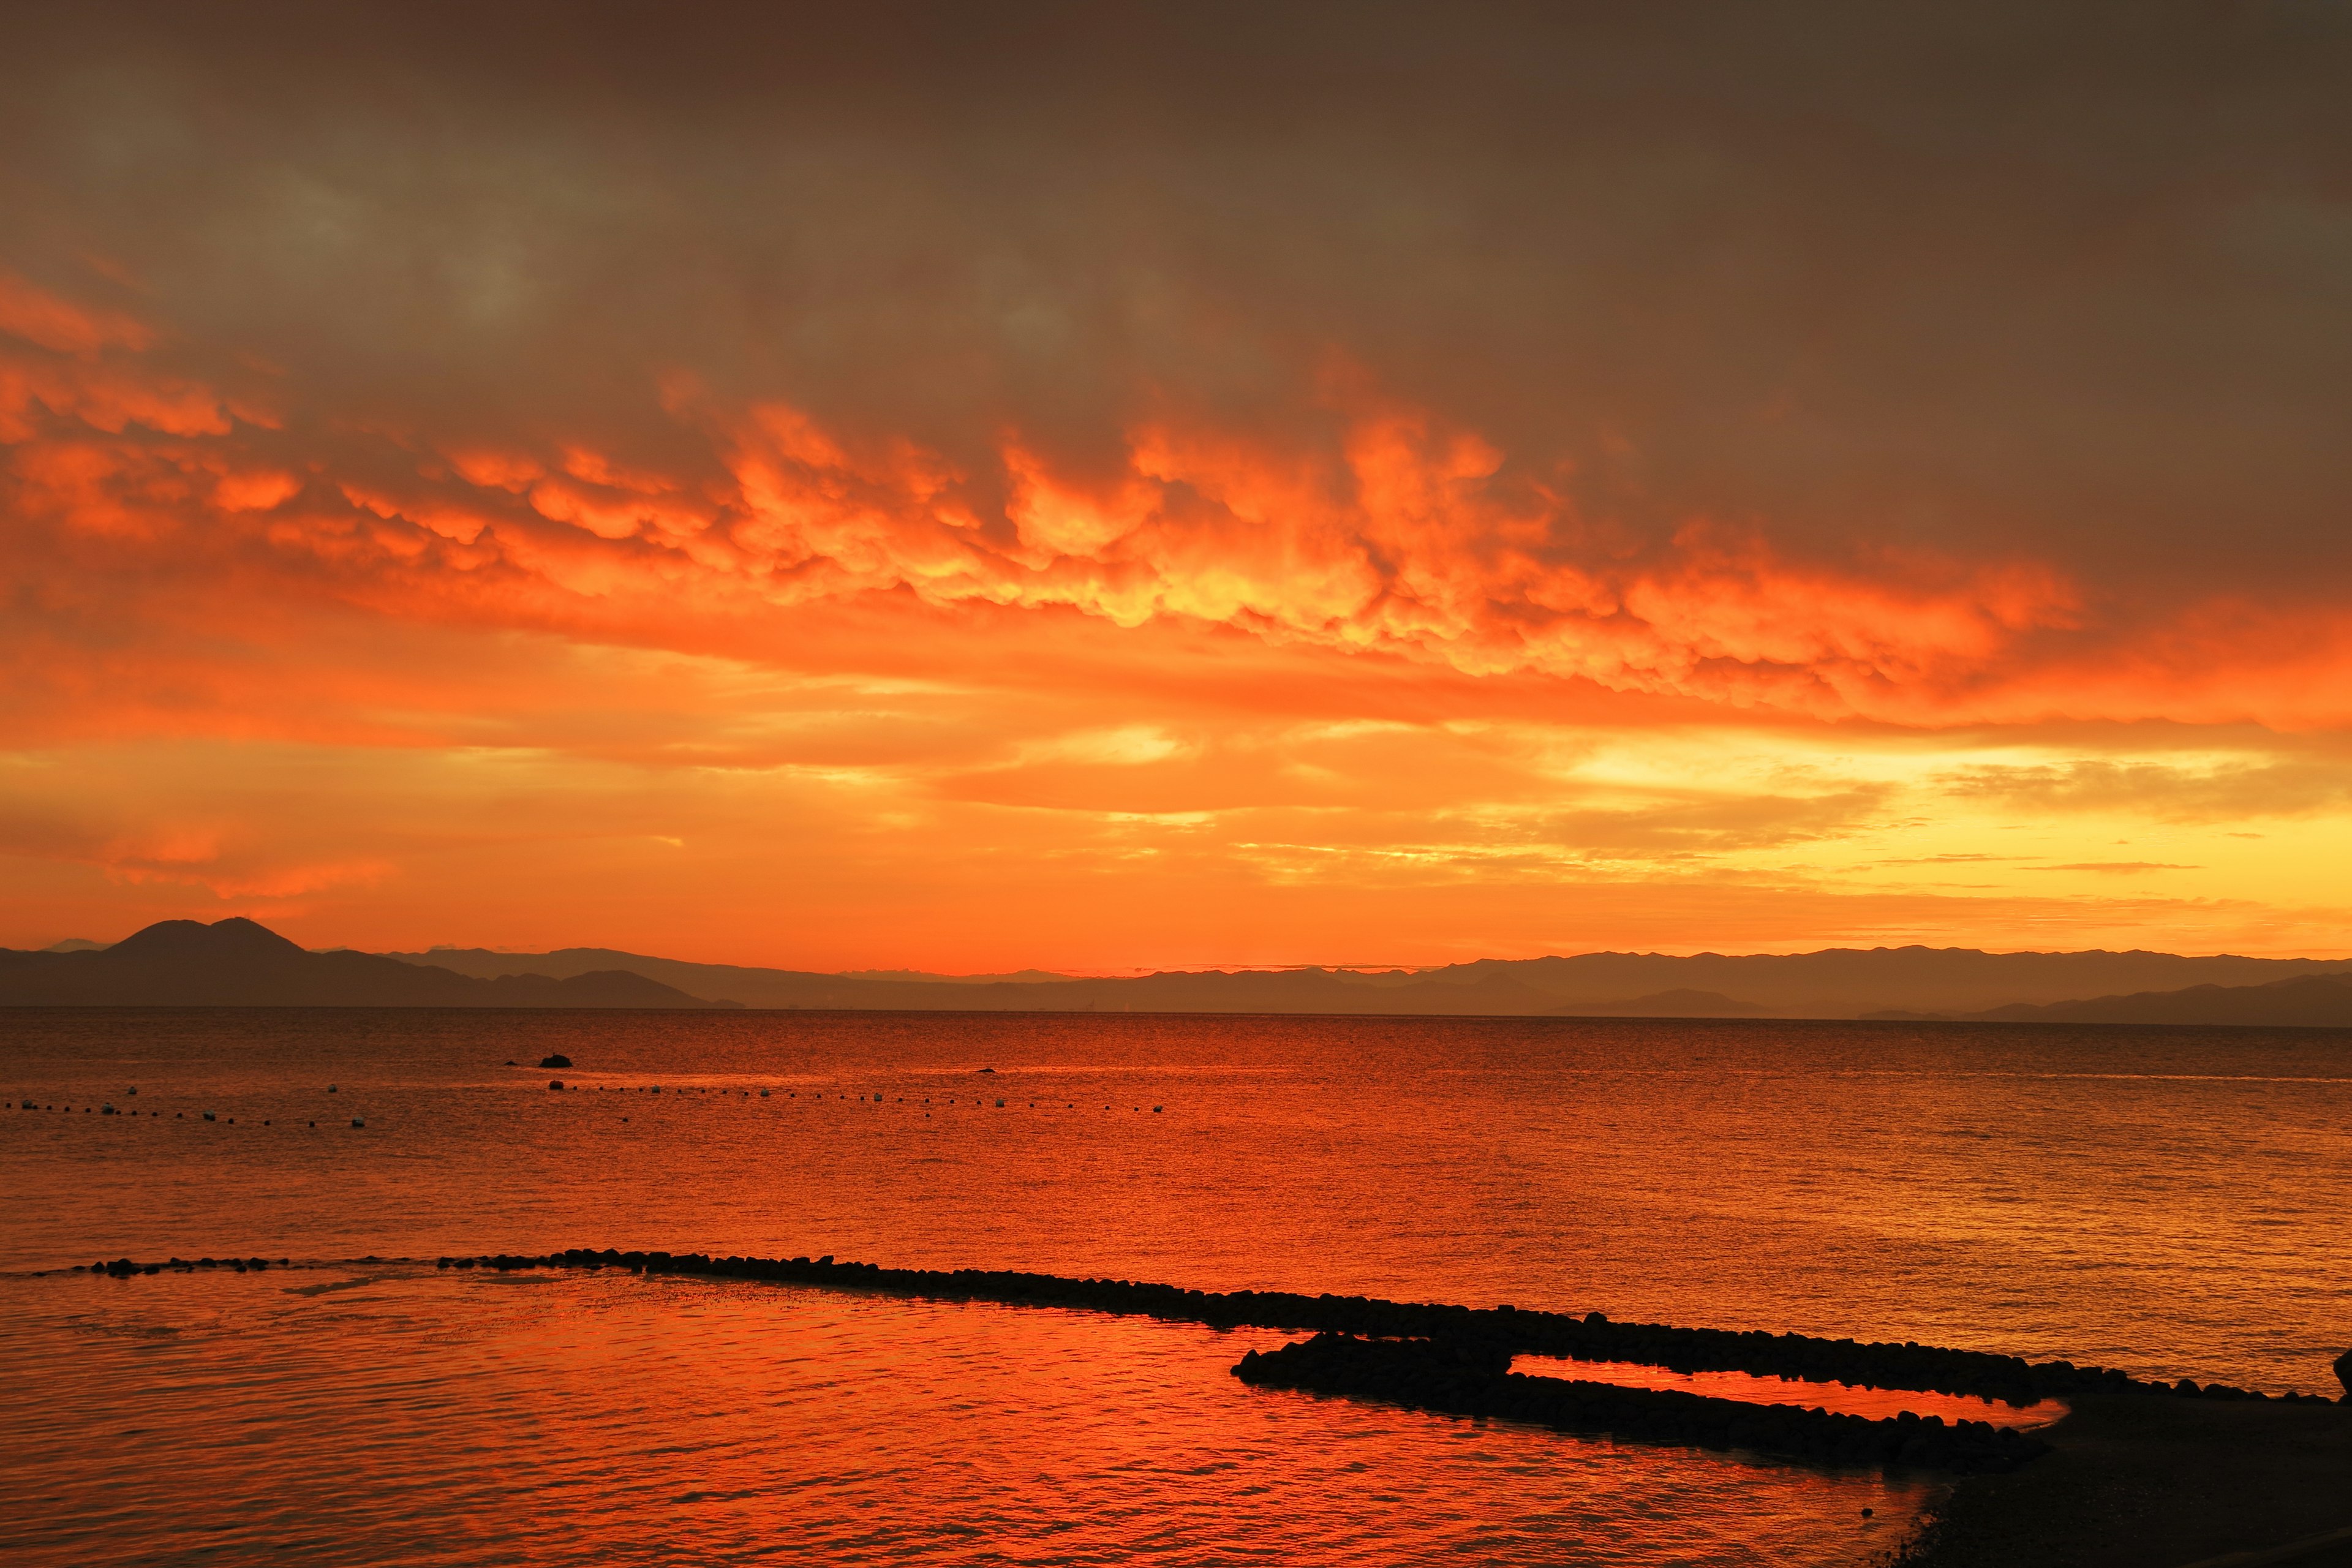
(5, 0), (2351, 589)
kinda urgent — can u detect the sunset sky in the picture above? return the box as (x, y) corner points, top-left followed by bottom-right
(6, 4), (2352, 968)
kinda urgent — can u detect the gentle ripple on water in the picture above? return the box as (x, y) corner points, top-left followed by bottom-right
(4, 1007), (2350, 1564)
(0, 1266), (1919, 1566)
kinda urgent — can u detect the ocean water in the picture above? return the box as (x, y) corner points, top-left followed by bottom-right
(4, 1009), (2348, 1564)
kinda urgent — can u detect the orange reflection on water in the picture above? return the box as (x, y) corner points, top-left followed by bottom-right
(0, 1266), (1928, 1566)
(1514, 1355), (2067, 1430)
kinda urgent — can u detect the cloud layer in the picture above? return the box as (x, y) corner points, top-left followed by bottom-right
(5, 4), (2351, 960)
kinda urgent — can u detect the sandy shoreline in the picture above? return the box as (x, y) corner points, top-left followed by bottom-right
(1893, 1393), (2352, 1567)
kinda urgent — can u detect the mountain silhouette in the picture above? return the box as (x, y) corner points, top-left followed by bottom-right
(1944, 973), (2352, 1028)
(382, 941), (2352, 1019)
(1553, 989), (1773, 1018)
(0, 918), (734, 1008)
(18, 921), (2348, 1018)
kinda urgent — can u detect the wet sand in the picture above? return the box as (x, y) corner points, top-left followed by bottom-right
(1897, 1393), (2352, 1567)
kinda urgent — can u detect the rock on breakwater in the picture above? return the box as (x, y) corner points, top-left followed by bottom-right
(1232, 1332), (2051, 1473)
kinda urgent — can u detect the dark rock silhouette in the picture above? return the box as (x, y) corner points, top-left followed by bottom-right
(0, 918), (737, 1009)
(2335, 1348), (2351, 1398)
(538, 1054), (573, 1069)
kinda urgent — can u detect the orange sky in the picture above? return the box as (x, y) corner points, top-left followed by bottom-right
(5, 6), (2351, 967)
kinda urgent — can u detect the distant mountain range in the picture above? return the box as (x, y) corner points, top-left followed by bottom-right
(0, 919), (731, 1008)
(1896, 972), (2352, 1028)
(387, 941), (2352, 1020)
(10, 919), (2352, 1025)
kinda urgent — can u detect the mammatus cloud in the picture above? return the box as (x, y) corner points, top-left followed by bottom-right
(7, 4), (2352, 962)
(13, 271), (2352, 744)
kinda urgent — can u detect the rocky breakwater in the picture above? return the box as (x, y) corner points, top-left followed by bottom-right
(1235, 1332), (2050, 1472)
(78, 1256), (287, 1276)
(432, 1248), (2310, 1409)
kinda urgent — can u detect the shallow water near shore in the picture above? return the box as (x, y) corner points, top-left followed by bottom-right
(4, 1008), (2350, 1564)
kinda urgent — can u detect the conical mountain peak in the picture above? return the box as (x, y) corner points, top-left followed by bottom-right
(106, 917), (310, 962)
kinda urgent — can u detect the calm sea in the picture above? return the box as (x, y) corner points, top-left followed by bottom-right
(4, 1009), (2348, 1565)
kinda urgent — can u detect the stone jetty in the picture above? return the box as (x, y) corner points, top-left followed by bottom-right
(407, 1247), (2288, 1408)
(1233, 1331), (2049, 1472)
(68, 1243), (2321, 1417)
(81, 1256), (287, 1276)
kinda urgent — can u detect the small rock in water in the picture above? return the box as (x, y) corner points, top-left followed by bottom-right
(539, 1055), (572, 1069)
(549, 1080), (565, 1091)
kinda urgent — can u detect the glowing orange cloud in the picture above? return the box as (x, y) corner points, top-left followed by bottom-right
(4, 276), (2310, 735)
(6, 274), (2352, 965)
